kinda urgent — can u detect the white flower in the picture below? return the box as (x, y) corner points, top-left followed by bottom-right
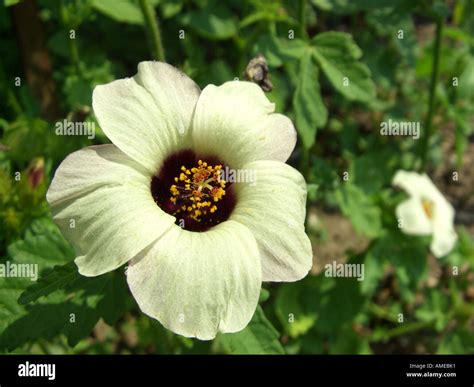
(392, 170), (457, 258)
(47, 62), (313, 340)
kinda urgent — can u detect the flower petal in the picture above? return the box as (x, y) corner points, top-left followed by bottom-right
(431, 196), (457, 257)
(431, 226), (458, 258)
(229, 160), (312, 282)
(126, 221), (261, 340)
(191, 81), (296, 168)
(47, 144), (149, 204)
(93, 61), (200, 173)
(392, 170), (441, 200)
(47, 145), (175, 276)
(395, 197), (433, 235)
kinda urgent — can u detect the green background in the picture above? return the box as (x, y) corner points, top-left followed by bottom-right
(0, 0), (473, 354)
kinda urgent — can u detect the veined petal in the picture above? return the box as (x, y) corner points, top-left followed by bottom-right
(93, 62), (200, 174)
(47, 145), (175, 276)
(127, 221), (261, 340)
(191, 81), (296, 168)
(230, 160), (312, 282)
(395, 197), (433, 235)
(47, 145), (149, 204)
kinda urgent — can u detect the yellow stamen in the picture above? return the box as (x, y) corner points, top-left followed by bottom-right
(422, 199), (434, 219)
(169, 161), (227, 221)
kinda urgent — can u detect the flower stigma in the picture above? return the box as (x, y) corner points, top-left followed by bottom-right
(151, 150), (236, 232)
(421, 198), (435, 220)
(170, 160), (227, 221)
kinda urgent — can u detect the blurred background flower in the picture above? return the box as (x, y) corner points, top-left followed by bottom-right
(0, 0), (473, 355)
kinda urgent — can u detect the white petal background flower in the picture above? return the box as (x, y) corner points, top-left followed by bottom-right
(47, 61), (313, 340)
(392, 170), (457, 258)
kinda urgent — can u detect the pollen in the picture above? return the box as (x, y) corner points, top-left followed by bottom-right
(169, 161), (226, 222)
(421, 198), (435, 220)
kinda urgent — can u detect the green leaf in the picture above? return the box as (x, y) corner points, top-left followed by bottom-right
(304, 274), (366, 334)
(0, 219), (129, 351)
(259, 287), (270, 303)
(179, 5), (237, 40)
(293, 50), (327, 149)
(360, 247), (386, 296)
(328, 326), (372, 354)
(349, 151), (397, 194)
(370, 234), (427, 302)
(4, 0), (21, 6)
(336, 184), (382, 238)
(18, 262), (79, 305)
(218, 306), (285, 354)
(458, 56), (474, 100)
(0, 277), (27, 338)
(275, 283), (316, 338)
(159, 0), (183, 18)
(0, 271), (129, 350)
(437, 329), (474, 354)
(7, 223), (74, 269)
(253, 35), (307, 67)
(415, 289), (449, 332)
(311, 31), (375, 102)
(311, 0), (404, 14)
(91, 0), (144, 25)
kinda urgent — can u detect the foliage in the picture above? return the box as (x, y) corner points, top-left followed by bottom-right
(0, 0), (473, 354)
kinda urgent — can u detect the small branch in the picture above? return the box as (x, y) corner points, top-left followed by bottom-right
(376, 321), (434, 342)
(58, 0), (80, 75)
(420, 17), (443, 169)
(139, 0), (165, 61)
(298, 0), (308, 38)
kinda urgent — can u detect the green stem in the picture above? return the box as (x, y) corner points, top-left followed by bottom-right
(58, 0), (80, 75)
(379, 320), (434, 342)
(420, 17), (443, 169)
(139, 0), (165, 61)
(298, 0), (307, 38)
(368, 303), (399, 324)
(298, 0), (312, 228)
(6, 87), (22, 116)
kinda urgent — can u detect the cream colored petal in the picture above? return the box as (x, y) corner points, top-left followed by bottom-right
(47, 145), (149, 205)
(395, 197), (433, 235)
(431, 195), (457, 257)
(230, 160), (312, 282)
(392, 170), (442, 200)
(47, 145), (175, 276)
(393, 169), (458, 256)
(191, 81), (296, 168)
(430, 226), (458, 258)
(127, 221), (262, 340)
(92, 61), (200, 174)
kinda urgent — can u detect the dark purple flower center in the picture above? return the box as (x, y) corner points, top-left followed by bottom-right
(151, 149), (236, 232)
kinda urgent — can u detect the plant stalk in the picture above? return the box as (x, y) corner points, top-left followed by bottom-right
(139, 0), (165, 61)
(420, 17), (443, 169)
(58, 0), (81, 75)
(298, 0), (307, 38)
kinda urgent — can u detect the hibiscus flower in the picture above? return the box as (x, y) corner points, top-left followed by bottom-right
(393, 170), (457, 258)
(47, 62), (313, 340)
